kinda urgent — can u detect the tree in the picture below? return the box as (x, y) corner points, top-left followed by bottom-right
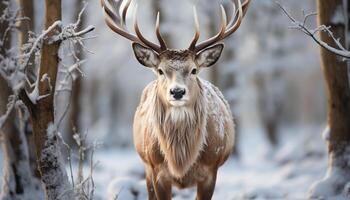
(67, 0), (86, 146)
(0, 1), (42, 199)
(17, 0), (75, 199)
(308, 0), (350, 199)
(16, 0), (40, 178)
(1, 0), (94, 198)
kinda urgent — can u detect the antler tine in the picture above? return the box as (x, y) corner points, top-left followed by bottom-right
(192, 0), (250, 52)
(121, 0), (132, 26)
(188, 6), (200, 51)
(193, 5), (228, 52)
(156, 12), (168, 51)
(222, 0), (250, 39)
(101, 0), (120, 23)
(134, 5), (162, 52)
(101, 0), (165, 53)
(102, 0), (140, 42)
(227, 1), (237, 28)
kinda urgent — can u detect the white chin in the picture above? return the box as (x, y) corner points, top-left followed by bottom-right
(169, 100), (186, 107)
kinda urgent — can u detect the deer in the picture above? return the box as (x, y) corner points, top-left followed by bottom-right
(100, 0), (250, 199)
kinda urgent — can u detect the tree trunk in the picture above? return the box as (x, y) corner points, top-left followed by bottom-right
(68, 0), (85, 145)
(344, 0), (350, 87)
(23, 0), (74, 199)
(16, 0), (40, 179)
(0, 1), (42, 199)
(309, 0), (350, 198)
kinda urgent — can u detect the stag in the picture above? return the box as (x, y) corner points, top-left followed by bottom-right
(100, 0), (250, 199)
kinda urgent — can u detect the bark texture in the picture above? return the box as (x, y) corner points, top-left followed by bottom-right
(310, 0), (350, 198)
(16, 0), (40, 178)
(0, 1), (42, 199)
(68, 0), (85, 143)
(22, 0), (74, 199)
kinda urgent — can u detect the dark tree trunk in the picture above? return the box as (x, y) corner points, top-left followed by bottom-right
(310, 0), (350, 198)
(17, 0), (40, 179)
(20, 0), (74, 199)
(68, 0), (85, 145)
(344, 0), (350, 86)
(0, 1), (42, 199)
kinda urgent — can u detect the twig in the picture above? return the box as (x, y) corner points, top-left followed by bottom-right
(276, 1), (350, 59)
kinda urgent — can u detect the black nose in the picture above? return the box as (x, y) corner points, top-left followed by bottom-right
(170, 88), (186, 100)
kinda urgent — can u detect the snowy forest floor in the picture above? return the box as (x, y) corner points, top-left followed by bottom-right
(91, 126), (328, 200)
(0, 126), (328, 200)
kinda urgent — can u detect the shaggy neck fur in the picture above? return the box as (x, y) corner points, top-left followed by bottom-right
(152, 80), (207, 178)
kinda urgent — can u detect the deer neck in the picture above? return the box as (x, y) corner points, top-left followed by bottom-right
(153, 82), (208, 178)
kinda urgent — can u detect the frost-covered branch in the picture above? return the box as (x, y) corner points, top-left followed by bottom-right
(18, 20), (62, 71)
(0, 95), (15, 130)
(276, 2), (350, 59)
(0, 4), (95, 108)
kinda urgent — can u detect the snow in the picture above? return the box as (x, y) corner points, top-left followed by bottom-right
(331, 5), (345, 25)
(322, 125), (330, 141)
(39, 124), (74, 200)
(309, 166), (350, 200)
(53, 126), (328, 200)
(201, 78), (232, 139)
(0, 0), (337, 199)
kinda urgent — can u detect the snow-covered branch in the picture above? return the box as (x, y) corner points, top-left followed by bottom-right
(18, 20), (62, 71)
(276, 2), (350, 59)
(0, 95), (15, 130)
(50, 25), (95, 44)
(0, 4), (95, 107)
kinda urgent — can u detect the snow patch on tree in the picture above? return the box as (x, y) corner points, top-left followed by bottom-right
(331, 5), (345, 24)
(40, 124), (74, 200)
(309, 166), (350, 200)
(322, 125), (330, 141)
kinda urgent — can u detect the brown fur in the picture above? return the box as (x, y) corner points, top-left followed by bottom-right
(133, 72), (234, 199)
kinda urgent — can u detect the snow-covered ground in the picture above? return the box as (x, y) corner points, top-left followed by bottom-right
(0, 122), (327, 200)
(87, 126), (328, 200)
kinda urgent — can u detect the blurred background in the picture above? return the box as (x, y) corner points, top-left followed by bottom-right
(2, 0), (330, 199)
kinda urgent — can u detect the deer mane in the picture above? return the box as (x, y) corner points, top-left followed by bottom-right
(145, 79), (208, 178)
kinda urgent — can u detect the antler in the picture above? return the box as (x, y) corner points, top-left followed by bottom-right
(189, 0), (251, 52)
(101, 0), (167, 53)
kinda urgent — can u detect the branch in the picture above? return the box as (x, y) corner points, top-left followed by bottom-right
(49, 25), (95, 44)
(0, 95), (15, 130)
(276, 1), (350, 59)
(18, 88), (35, 112)
(17, 20), (62, 71)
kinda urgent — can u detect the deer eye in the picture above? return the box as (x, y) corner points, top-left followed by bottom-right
(191, 68), (197, 75)
(158, 69), (164, 75)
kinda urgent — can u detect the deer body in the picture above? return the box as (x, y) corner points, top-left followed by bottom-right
(100, 0), (250, 199)
(134, 76), (234, 198)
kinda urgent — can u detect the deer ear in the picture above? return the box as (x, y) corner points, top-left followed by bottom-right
(195, 43), (224, 68)
(132, 42), (160, 68)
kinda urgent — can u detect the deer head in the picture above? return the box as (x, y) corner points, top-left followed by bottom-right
(101, 0), (250, 107)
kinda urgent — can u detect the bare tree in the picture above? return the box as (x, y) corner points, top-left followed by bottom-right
(1, 0), (94, 198)
(277, 1), (350, 59)
(0, 1), (42, 199)
(18, 1), (76, 199)
(16, 0), (40, 178)
(254, 70), (283, 146)
(277, 0), (350, 198)
(68, 0), (86, 146)
(277, 1), (350, 198)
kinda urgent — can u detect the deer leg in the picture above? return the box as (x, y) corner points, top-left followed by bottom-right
(152, 171), (172, 200)
(146, 168), (157, 200)
(195, 169), (218, 200)
(146, 177), (157, 200)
